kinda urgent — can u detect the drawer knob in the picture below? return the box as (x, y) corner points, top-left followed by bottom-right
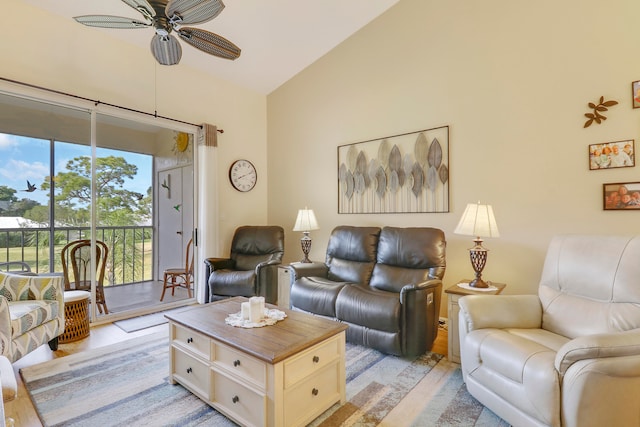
(233, 359), (241, 367)
(186, 367), (193, 374)
(312, 355), (320, 363)
(187, 337), (193, 343)
(312, 388), (319, 396)
(232, 395), (239, 404)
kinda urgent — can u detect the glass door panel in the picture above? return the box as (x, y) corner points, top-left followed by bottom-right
(96, 113), (195, 317)
(0, 92), (91, 280)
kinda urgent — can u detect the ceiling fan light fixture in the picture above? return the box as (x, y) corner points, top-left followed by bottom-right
(74, 0), (239, 65)
(151, 34), (182, 65)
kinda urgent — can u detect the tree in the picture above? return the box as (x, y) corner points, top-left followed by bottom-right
(42, 155), (149, 226)
(0, 185), (17, 202)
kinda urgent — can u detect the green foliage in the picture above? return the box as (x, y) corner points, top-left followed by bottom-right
(41, 155), (150, 226)
(0, 185), (17, 202)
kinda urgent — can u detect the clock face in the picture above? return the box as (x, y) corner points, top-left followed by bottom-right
(229, 160), (257, 192)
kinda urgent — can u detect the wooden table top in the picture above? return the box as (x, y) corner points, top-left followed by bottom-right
(165, 297), (347, 364)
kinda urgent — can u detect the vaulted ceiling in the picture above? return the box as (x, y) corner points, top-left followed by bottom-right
(22, 0), (400, 94)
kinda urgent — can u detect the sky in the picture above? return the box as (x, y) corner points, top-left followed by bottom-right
(0, 132), (152, 206)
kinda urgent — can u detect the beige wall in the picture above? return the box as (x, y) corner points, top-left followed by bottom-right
(6, 0), (640, 315)
(5, 1), (269, 271)
(267, 0), (640, 315)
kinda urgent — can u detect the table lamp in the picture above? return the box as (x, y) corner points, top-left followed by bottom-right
(293, 208), (319, 263)
(454, 201), (499, 288)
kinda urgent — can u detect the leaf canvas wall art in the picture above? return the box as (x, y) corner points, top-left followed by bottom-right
(338, 126), (449, 214)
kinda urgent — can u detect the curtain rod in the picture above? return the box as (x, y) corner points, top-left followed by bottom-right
(0, 76), (224, 133)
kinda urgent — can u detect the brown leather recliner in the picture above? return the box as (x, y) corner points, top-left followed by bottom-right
(290, 225), (446, 357)
(205, 226), (284, 304)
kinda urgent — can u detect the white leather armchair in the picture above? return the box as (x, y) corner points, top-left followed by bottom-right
(458, 235), (640, 427)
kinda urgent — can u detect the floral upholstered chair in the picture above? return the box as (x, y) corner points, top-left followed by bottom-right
(0, 271), (64, 362)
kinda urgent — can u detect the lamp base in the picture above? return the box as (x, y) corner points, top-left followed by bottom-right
(300, 234), (312, 263)
(468, 277), (489, 288)
(468, 237), (489, 288)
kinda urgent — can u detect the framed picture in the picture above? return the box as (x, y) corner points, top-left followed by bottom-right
(589, 140), (635, 170)
(633, 80), (640, 108)
(603, 182), (640, 210)
(337, 126), (449, 214)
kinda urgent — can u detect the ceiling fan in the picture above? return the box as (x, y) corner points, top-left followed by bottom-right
(74, 0), (241, 66)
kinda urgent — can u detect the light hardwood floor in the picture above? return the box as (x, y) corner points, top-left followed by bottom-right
(4, 321), (449, 427)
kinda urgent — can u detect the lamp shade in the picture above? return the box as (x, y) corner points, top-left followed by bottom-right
(454, 202), (499, 238)
(293, 208), (319, 232)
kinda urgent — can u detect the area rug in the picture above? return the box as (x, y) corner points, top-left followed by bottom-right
(20, 331), (508, 427)
(113, 307), (191, 333)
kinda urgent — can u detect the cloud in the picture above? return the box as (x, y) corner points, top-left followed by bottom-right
(0, 134), (17, 150)
(0, 159), (49, 183)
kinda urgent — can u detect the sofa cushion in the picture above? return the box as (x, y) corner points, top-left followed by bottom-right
(234, 254), (271, 271)
(539, 234), (640, 339)
(326, 226), (380, 283)
(335, 284), (400, 333)
(209, 270), (256, 297)
(372, 227), (446, 293)
(290, 277), (348, 317)
(9, 300), (60, 338)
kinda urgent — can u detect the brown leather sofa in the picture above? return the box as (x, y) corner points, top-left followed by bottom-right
(289, 225), (446, 357)
(459, 234), (640, 427)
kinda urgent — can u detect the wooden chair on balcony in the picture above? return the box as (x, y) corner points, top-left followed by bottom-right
(161, 238), (194, 301)
(61, 239), (109, 314)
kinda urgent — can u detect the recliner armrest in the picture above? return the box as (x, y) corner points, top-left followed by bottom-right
(204, 257), (235, 270)
(555, 329), (640, 374)
(255, 259), (282, 273)
(288, 262), (328, 281)
(459, 294), (542, 331)
(400, 279), (442, 300)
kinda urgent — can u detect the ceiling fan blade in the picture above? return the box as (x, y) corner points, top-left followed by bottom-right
(178, 27), (240, 60)
(166, 0), (225, 26)
(121, 0), (156, 20)
(151, 34), (183, 65)
(74, 15), (150, 29)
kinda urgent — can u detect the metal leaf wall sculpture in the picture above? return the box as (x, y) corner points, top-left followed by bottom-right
(584, 96), (618, 128)
(337, 126), (449, 213)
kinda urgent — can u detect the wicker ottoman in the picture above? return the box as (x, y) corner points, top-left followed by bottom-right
(60, 290), (90, 343)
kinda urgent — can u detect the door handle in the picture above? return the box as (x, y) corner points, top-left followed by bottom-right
(176, 231), (182, 235)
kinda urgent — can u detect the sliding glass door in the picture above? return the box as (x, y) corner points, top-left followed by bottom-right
(0, 90), (196, 321)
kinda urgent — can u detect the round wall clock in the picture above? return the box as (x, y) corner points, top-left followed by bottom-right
(229, 159), (257, 192)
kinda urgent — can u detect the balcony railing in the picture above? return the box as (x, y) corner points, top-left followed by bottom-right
(0, 226), (154, 286)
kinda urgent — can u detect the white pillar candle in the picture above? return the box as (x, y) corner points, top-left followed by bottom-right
(249, 297), (262, 323)
(241, 302), (251, 320)
(256, 296), (265, 315)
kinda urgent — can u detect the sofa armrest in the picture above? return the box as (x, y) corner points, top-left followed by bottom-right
(288, 262), (328, 281)
(459, 294), (542, 332)
(0, 296), (11, 359)
(555, 329), (640, 374)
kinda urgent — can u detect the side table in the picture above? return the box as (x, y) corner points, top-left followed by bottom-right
(60, 290), (91, 343)
(277, 264), (293, 309)
(445, 281), (506, 363)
